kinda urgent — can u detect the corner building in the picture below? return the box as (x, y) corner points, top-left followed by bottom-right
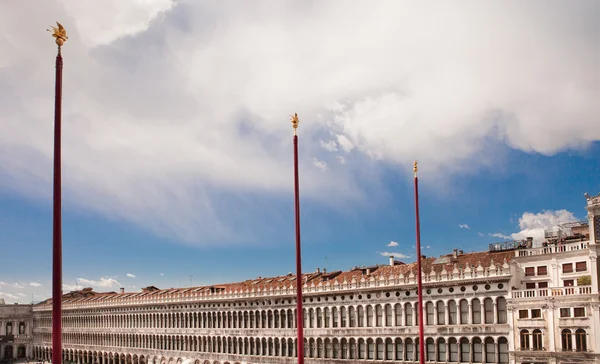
(25, 193), (600, 364)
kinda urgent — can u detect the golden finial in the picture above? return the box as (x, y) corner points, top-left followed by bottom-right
(290, 113), (299, 135)
(47, 22), (68, 48)
(413, 160), (418, 177)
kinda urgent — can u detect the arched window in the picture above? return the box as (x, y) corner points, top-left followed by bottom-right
(437, 301), (445, 325)
(575, 329), (587, 352)
(426, 338), (435, 362)
(349, 306), (356, 327)
(323, 307), (330, 328)
(375, 305), (383, 327)
(405, 339), (414, 361)
(473, 337), (483, 363)
(385, 338), (393, 360)
(496, 297), (507, 324)
(448, 300), (457, 325)
(332, 339), (339, 359)
(405, 303), (413, 326)
(472, 299), (482, 324)
(532, 329), (543, 350)
(449, 338), (459, 362)
(437, 338), (447, 362)
(520, 329), (530, 350)
(460, 299), (469, 324)
(460, 337), (470, 362)
(367, 339), (375, 360)
(358, 338), (366, 359)
(484, 298), (494, 324)
(324, 338), (331, 358)
(562, 329), (572, 351)
(366, 305), (374, 327)
(426, 302), (435, 325)
(358, 306), (365, 327)
(332, 307), (338, 328)
(316, 308), (323, 328)
(485, 337), (495, 363)
(394, 303), (402, 326)
(376, 338), (384, 360)
(340, 306), (347, 327)
(341, 339), (348, 359)
(349, 339), (356, 359)
(498, 337), (509, 363)
(385, 304), (392, 326)
(395, 338), (403, 360)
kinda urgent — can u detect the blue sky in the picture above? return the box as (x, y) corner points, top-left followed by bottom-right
(1, 0), (599, 303)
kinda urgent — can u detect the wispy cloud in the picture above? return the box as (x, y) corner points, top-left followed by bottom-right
(13, 282), (24, 289)
(312, 158), (328, 172)
(160, 273), (164, 276)
(0, 292), (20, 300)
(489, 232), (511, 240)
(126, 273), (136, 278)
(29, 282), (41, 287)
(63, 277), (122, 292)
(478, 232), (484, 237)
(459, 224), (470, 229)
(387, 241), (398, 247)
(379, 251), (410, 259)
(320, 140), (338, 152)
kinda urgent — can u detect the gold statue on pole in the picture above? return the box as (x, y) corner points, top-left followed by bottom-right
(290, 113), (299, 135)
(47, 22), (68, 47)
(413, 160), (418, 177)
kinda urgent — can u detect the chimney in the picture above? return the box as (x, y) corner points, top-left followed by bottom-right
(526, 237), (533, 248)
(316, 268), (320, 274)
(366, 268), (371, 275)
(390, 256), (395, 266)
(453, 249), (458, 258)
(323, 268), (327, 274)
(459, 250), (464, 255)
(120, 288), (124, 294)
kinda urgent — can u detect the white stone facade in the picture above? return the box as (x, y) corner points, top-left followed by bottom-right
(0, 303), (33, 360)
(1, 194), (596, 364)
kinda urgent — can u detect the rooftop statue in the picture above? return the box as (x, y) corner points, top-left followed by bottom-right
(47, 21), (68, 46)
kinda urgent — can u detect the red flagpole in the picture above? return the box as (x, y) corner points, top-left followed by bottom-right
(291, 113), (305, 364)
(414, 161), (425, 364)
(48, 23), (67, 364)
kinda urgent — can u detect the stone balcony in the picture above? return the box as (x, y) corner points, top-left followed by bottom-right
(514, 241), (589, 257)
(511, 286), (593, 299)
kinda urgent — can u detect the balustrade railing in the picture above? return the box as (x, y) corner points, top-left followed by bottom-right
(515, 241), (589, 257)
(511, 286), (593, 298)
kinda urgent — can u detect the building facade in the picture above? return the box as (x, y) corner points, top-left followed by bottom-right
(1, 193), (598, 364)
(0, 303), (33, 361)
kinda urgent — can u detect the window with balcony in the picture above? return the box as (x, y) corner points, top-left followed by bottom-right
(519, 310), (529, 319)
(560, 308), (571, 317)
(531, 309), (542, 318)
(563, 263), (573, 273)
(576, 261), (587, 272)
(525, 267), (535, 276)
(574, 307), (585, 317)
(564, 279), (574, 287)
(537, 266), (547, 275)
(538, 281), (548, 288)
(526, 283), (536, 289)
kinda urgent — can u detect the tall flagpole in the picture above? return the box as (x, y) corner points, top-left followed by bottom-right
(291, 113), (305, 364)
(414, 161), (425, 364)
(48, 22), (68, 364)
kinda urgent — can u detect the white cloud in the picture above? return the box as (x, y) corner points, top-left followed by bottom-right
(0, 282), (6, 286)
(0, 1), (598, 247)
(459, 224), (470, 229)
(478, 232), (484, 237)
(336, 156), (346, 164)
(320, 140), (338, 152)
(13, 282), (24, 289)
(160, 273), (164, 276)
(387, 241), (398, 247)
(379, 251), (410, 259)
(425, 245), (431, 249)
(510, 209), (578, 244)
(0, 292), (20, 300)
(29, 282), (41, 287)
(63, 284), (79, 292)
(67, 277), (122, 291)
(312, 158), (328, 171)
(489, 232), (512, 240)
(126, 273), (136, 278)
